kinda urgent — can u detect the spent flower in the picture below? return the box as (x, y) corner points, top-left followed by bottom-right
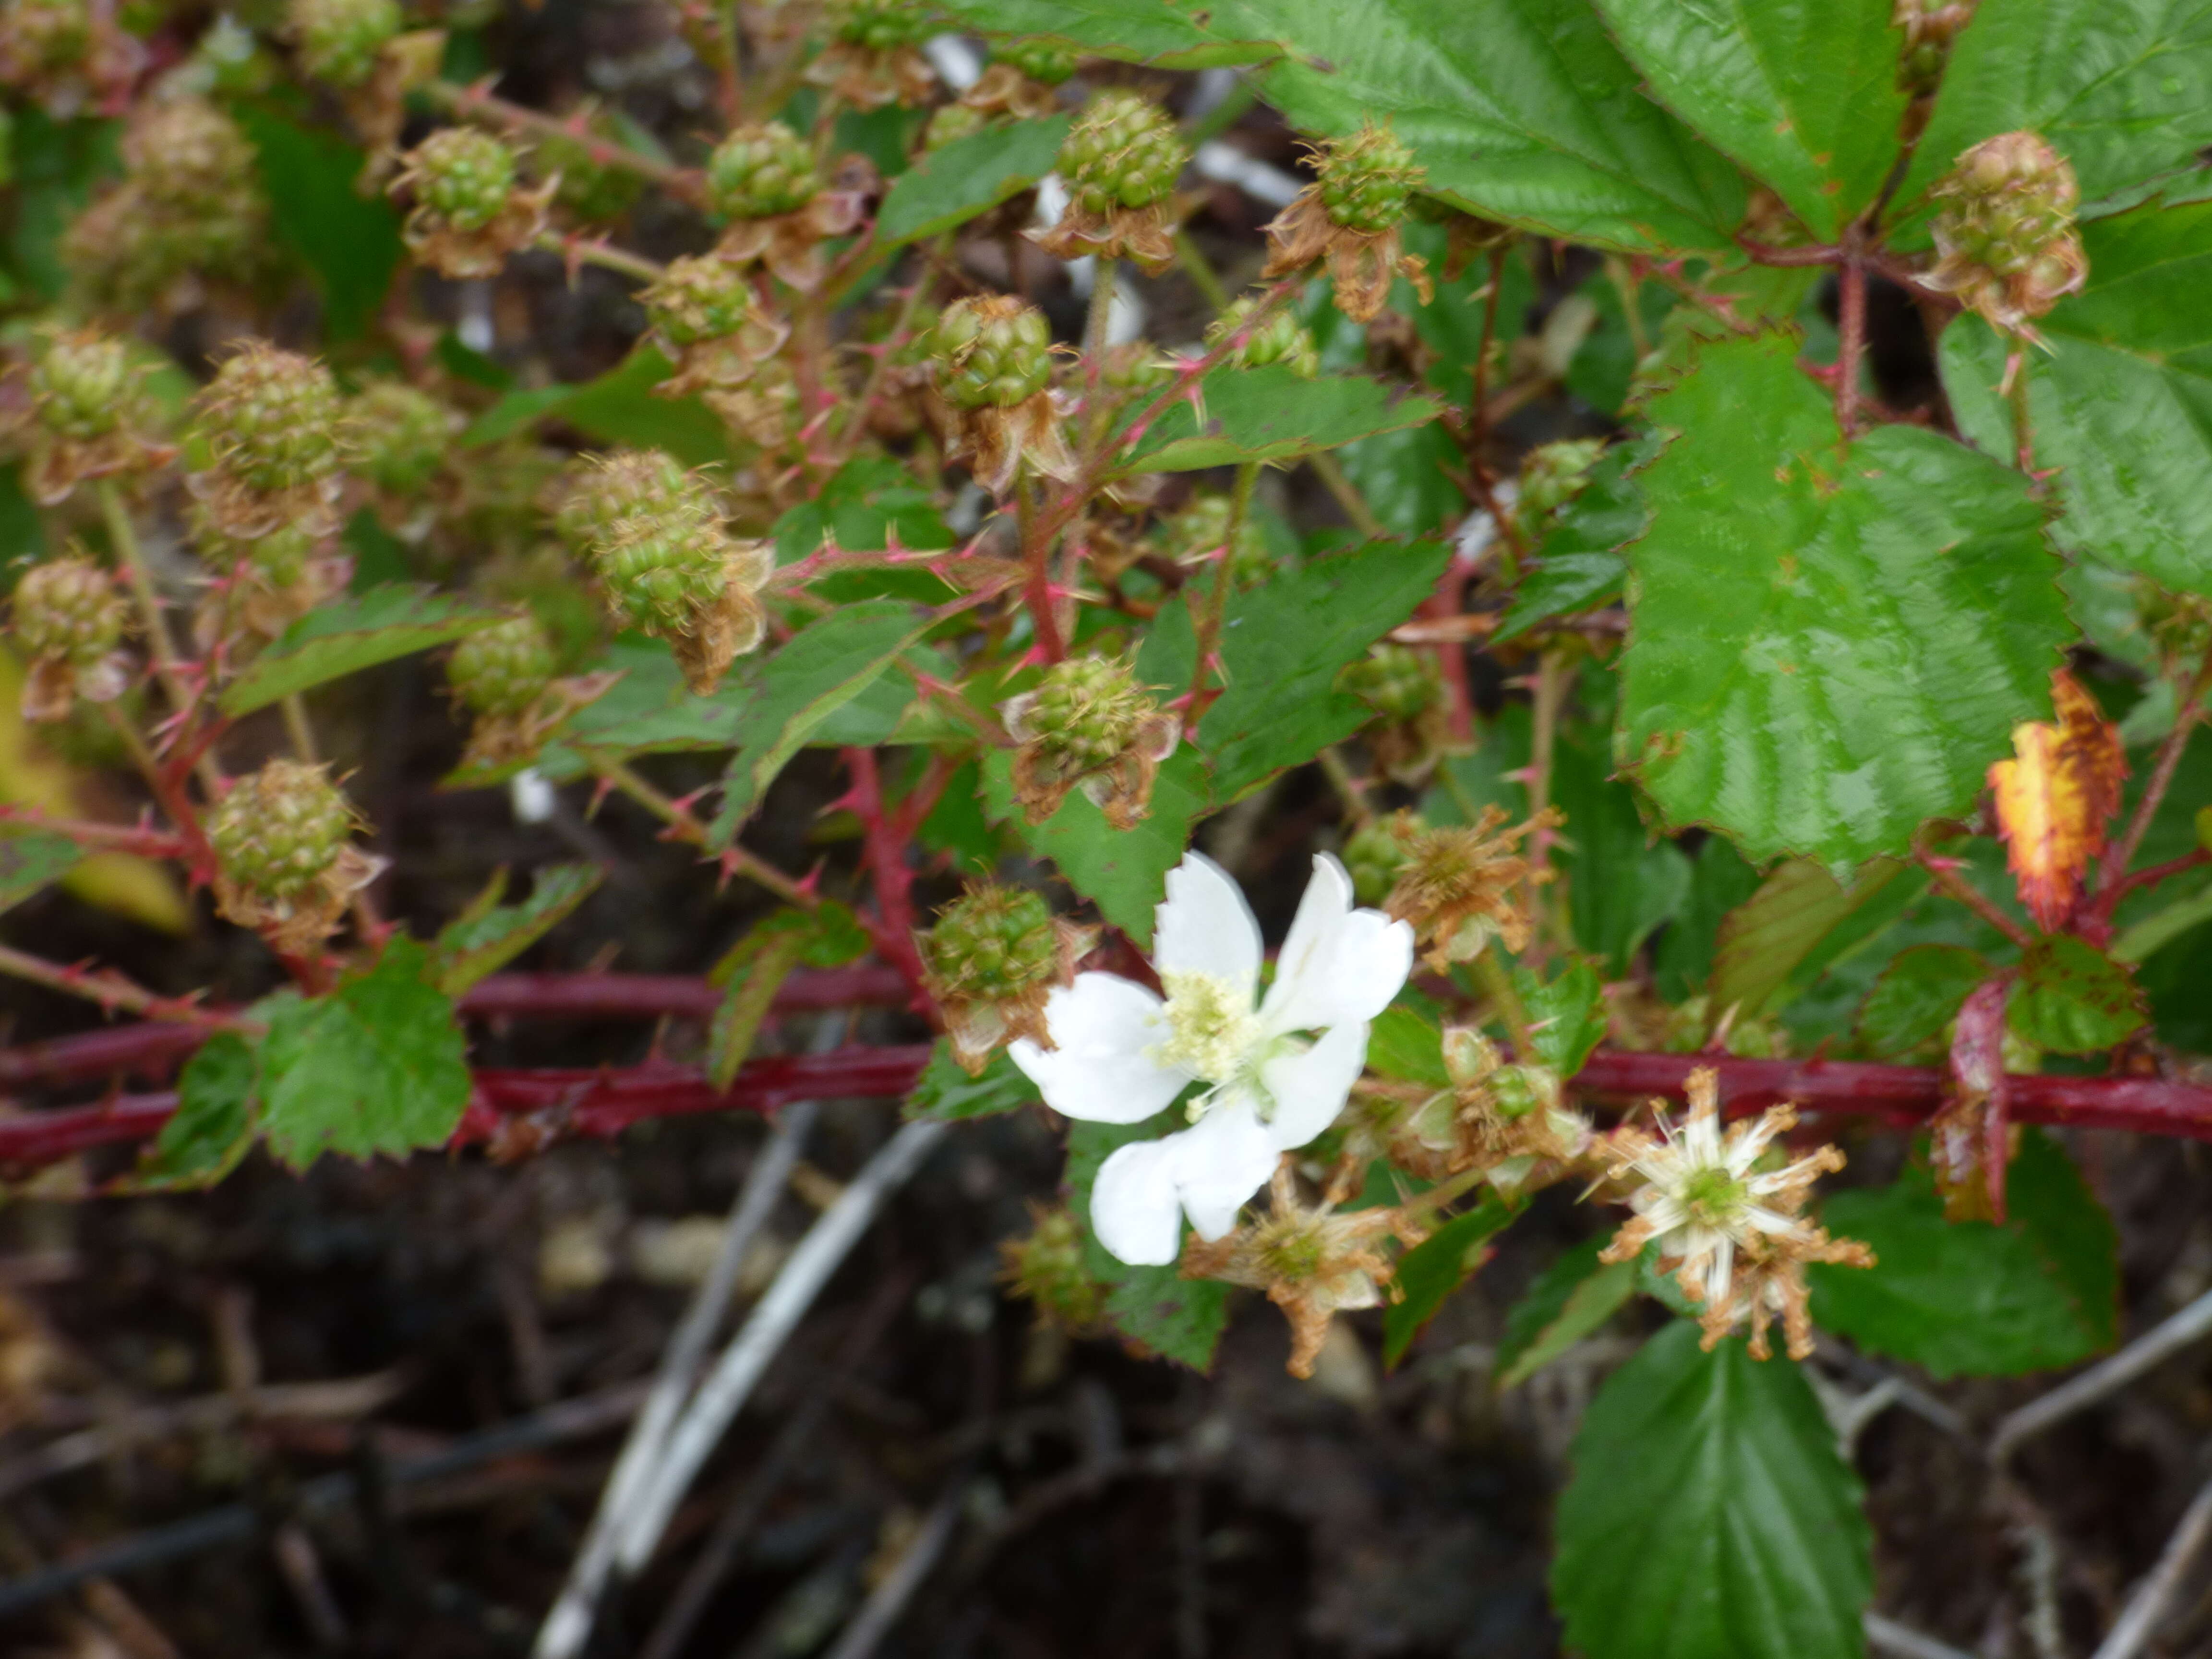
(1012, 852), (1413, 1265)
(918, 884), (1093, 1075)
(1383, 805), (1557, 970)
(1000, 655), (1179, 829)
(1262, 121), (1431, 324)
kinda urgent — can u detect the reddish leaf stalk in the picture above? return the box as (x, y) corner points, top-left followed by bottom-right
(2095, 646), (2212, 910)
(842, 747), (929, 995)
(1836, 246), (1868, 437)
(0, 804), (192, 860)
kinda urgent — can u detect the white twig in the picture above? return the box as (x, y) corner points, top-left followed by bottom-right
(531, 1100), (820, 1659)
(819, 1479), (968, 1659)
(1864, 1611), (1975, 1659)
(614, 1118), (949, 1572)
(2092, 1465), (2212, 1659)
(1993, 1287), (2212, 1461)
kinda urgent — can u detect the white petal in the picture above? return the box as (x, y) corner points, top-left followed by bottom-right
(1009, 973), (1192, 1124)
(1090, 1138), (1186, 1266)
(1153, 852), (1262, 988)
(1259, 854), (1414, 1033)
(1166, 1100), (1280, 1240)
(1256, 1020), (1369, 1149)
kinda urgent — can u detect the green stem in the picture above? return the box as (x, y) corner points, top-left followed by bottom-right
(1084, 256), (1120, 361)
(1316, 746), (1373, 828)
(1183, 461), (1260, 726)
(280, 693), (320, 765)
(1527, 648), (1573, 950)
(99, 480), (222, 794)
(2006, 341), (2035, 474)
(583, 748), (819, 912)
(1305, 450), (1387, 541)
(1173, 231), (1231, 314)
(1473, 950), (1535, 1059)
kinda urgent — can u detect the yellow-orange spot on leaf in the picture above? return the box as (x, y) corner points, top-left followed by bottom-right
(1988, 670), (2127, 932)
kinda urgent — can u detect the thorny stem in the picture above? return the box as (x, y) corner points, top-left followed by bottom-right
(1305, 451), (1387, 541)
(0, 943), (238, 1028)
(581, 749), (820, 913)
(1916, 842), (2034, 949)
(1084, 257), (1120, 365)
(1183, 462), (1259, 729)
(548, 237), (668, 285)
(843, 747), (929, 995)
(1014, 469), (1068, 663)
(2097, 643), (2212, 905)
(98, 480), (223, 797)
(1473, 950), (1536, 1059)
(280, 694), (319, 765)
(1316, 746), (1373, 827)
(1526, 649), (1573, 949)
(838, 255), (941, 455)
(0, 803), (188, 860)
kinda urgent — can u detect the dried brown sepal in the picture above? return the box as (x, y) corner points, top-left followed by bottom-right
(398, 174), (556, 280)
(457, 671), (621, 772)
(20, 649), (128, 723)
(937, 390), (1076, 499)
(1180, 1159), (1424, 1379)
(1383, 805), (1558, 972)
(214, 843), (386, 957)
(960, 62), (1062, 121)
(803, 38), (935, 109)
(1028, 198), (1187, 276)
(1987, 667), (2126, 932)
(1931, 976), (2013, 1221)
(19, 425), (175, 507)
(921, 917), (1095, 1076)
(654, 322), (791, 399)
(1260, 190), (1432, 325)
(715, 193), (868, 291)
(1720, 1228), (1877, 1361)
(667, 542), (775, 696)
(703, 363), (803, 450)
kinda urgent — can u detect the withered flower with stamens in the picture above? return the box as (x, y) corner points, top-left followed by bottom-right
(1923, 131), (2087, 337)
(1000, 655), (1180, 829)
(1384, 1027), (1592, 1190)
(805, 0), (937, 109)
(392, 127), (554, 280)
(917, 884), (1093, 1075)
(1030, 89), (1190, 274)
(641, 254), (791, 397)
(706, 121), (866, 292)
(925, 295), (1073, 496)
(1181, 1159), (1423, 1379)
(1262, 121), (1432, 324)
(1383, 805), (1558, 971)
(12, 551), (131, 722)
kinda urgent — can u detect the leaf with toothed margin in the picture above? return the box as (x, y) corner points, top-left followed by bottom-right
(936, 0), (1278, 67)
(220, 586), (500, 716)
(431, 865), (605, 996)
(1619, 329), (2071, 870)
(1118, 366), (1445, 475)
(875, 116), (1071, 248)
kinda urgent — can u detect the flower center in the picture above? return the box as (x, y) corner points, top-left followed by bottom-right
(1152, 971), (1263, 1084)
(1680, 1166), (1749, 1229)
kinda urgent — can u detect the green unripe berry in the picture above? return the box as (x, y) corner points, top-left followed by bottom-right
(207, 759), (357, 901)
(406, 127), (518, 233)
(448, 613), (558, 718)
(13, 555), (124, 665)
(1487, 1063), (1559, 1121)
(1205, 297), (1319, 377)
(1341, 643), (1441, 725)
(706, 122), (819, 220)
(923, 103), (990, 152)
(1317, 123), (1422, 235)
(349, 381), (451, 496)
(921, 885), (1059, 1001)
(1342, 815), (1416, 909)
(831, 0), (931, 50)
(928, 296), (1053, 409)
(996, 37), (1078, 84)
(30, 332), (134, 442)
(0, 0), (92, 78)
(534, 126), (647, 224)
(1021, 656), (1155, 772)
(1058, 89), (1186, 215)
(194, 345), (346, 495)
(999, 1205), (1108, 1332)
(289, 0), (402, 87)
(595, 520), (729, 632)
(1518, 438), (1606, 527)
(642, 254), (759, 348)
(1161, 492), (1269, 586)
(553, 450), (703, 554)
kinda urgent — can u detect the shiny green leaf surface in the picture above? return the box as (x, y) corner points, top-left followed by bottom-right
(875, 116), (1071, 247)
(1120, 366), (1443, 475)
(221, 586), (498, 716)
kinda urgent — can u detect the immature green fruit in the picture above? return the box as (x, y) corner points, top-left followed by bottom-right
(1342, 643), (1441, 725)
(1205, 297), (1319, 377)
(928, 295), (1053, 409)
(594, 513), (732, 633)
(349, 381), (451, 496)
(208, 759), (358, 902)
(706, 121), (819, 220)
(996, 37), (1078, 84)
(643, 254), (762, 348)
(553, 449), (702, 553)
(1518, 437), (1606, 529)
(533, 124), (646, 224)
(831, 0), (931, 50)
(29, 331), (135, 442)
(1317, 123), (1422, 235)
(128, 97), (260, 212)
(0, 0), (92, 80)
(13, 554), (124, 665)
(923, 103), (990, 152)
(405, 127), (518, 233)
(1161, 492), (1269, 587)
(922, 885), (1060, 1003)
(999, 1204), (1109, 1333)
(194, 345), (346, 497)
(1059, 89), (1185, 215)
(1927, 130), (2086, 331)
(1342, 812), (1420, 909)
(448, 613), (558, 718)
(289, 0), (402, 87)
(1021, 656), (1155, 773)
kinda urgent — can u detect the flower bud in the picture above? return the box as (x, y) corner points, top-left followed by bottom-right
(706, 121), (819, 220)
(999, 1204), (1110, 1334)
(928, 295), (1053, 410)
(349, 380), (452, 497)
(1894, 0), (1977, 94)
(208, 760), (383, 953)
(1926, 131), (2087, 332)
(1060, 89), (1185, 216)
(1001, 655), (1180, 828)
(289, 0), (402, 87)
(1205, 297), (1319, 377)
(920, 883), (1088, 1073)
(1317, 122), (1422, 235)
(1517, 437), (1606, 530)
(448, 612), (558, 719)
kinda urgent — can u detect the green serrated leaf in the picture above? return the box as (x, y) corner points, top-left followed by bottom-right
(220, 585), (496, 716)
(432, 864), (603, 996)
(904, 1040), (1043, 1122)
(2008, 934), (2148, 1054)
(136, 1030), (261, 1191)
(1942, 201), (2212, 599)
(1494, 1237), (1639, 1389)
(875, 115), (1071, 247)
(1896, 0), (2212, 227)
(1205, 0), (1748, 250)
(1382, 1197), (1519, 1368)
(0, 829), (84, 914)
(1553, 1323), (1872, 1659)
(236, 108), (403, 342)
(1492, 447), (1644, 644)
(708, 926), (806, 1092)
(1367, 1004), (1452, 1088)
(938, 0), (1277, 66)
(1856, 942), (1992, 1057)
(1199, 539), (1452, 804)
(258, 938), (472, 1170)
(461, 347), (726, 468)
(1623, 329), (2069, 869)
(1553, 727), (1691, 971)
(1711, 856), (1912, 1021)
(983, 745), (1208, 946)
(1119, 365), (1443, 475)
(1809, 1130), (2119, 1374)
(1654, 836), (1764, 1003)
(710, 602), (931, 842)
(1514, 960), (1608, 1075)
(771, 453), (957, 606)
(1593, 0), (1909, 239)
